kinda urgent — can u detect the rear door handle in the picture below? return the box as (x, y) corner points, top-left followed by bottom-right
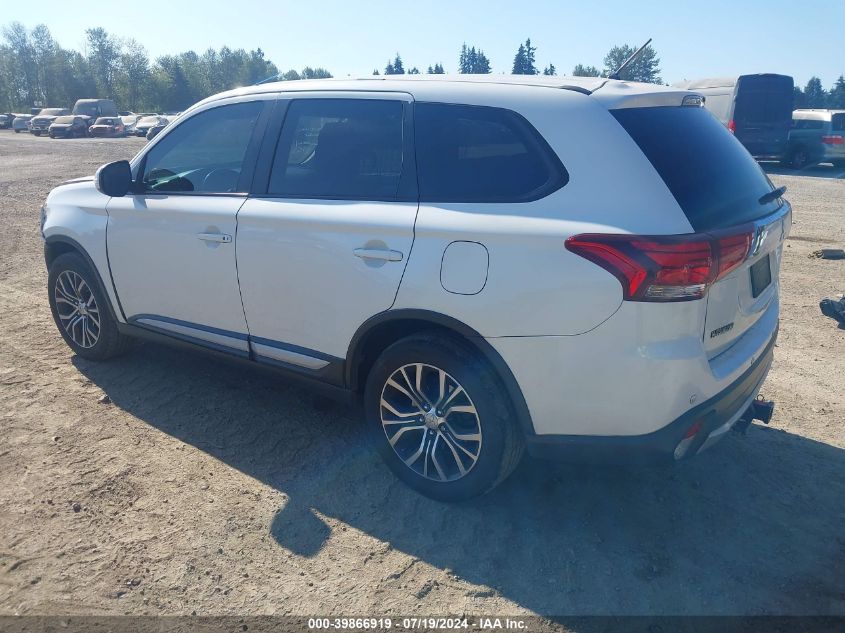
(197, 232), (232, 243)
(353, 248), (403, 262)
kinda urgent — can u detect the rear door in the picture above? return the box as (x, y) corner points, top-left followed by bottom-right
(612, 104), (790, 359)
(236, 93), (417, 370)
(733, 75), (794, 158)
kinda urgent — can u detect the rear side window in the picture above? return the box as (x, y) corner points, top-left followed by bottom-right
(414, 103), (567, 203)
(612, 106), (780, 231)
(269, 99), (404, 199)
(832, 114), (845, 132)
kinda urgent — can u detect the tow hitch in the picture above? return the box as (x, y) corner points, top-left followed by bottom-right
(733, 397), (775, 434)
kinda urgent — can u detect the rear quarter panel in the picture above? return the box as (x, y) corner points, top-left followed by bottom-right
(394, 86), (693, 336)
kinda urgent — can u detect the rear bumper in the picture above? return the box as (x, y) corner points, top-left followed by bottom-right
(525, 329), (776, 464)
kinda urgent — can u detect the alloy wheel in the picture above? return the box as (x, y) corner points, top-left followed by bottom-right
(380, 363), (482, 482)
(54, 270), (101, 348)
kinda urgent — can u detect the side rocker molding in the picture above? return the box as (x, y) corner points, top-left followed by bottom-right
(346, 309), (536, 437)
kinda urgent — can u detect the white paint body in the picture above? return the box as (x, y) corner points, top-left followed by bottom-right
(41, 75), (783, 441)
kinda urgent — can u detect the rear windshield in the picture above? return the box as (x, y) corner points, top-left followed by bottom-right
(53, 116), (74, 124)
(734, 76), (793, 126)
(95, 117), (117, 125)
(40, 108), (66, 116)
(612, 106), (781, 231)
(832, 114), (845, 132)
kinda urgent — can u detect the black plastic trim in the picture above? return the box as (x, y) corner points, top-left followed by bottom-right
(43, 235), (124, 325)
(345, 309), (535, 436)
(117, 322), (353, 404)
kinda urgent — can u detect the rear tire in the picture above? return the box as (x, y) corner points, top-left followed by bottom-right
(48, 252), (133, 361)
(364, 332), (523, 501)
(785, 147), (810, 170)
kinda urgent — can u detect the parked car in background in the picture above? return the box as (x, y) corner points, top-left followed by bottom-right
(12, 113), (33, 133)
(784, 109), (845, 169)
(30, 108), (71, 136)
(88, 117), (126, 137)
(48, 115), (89, 138)
(40, 76), (789, 500)
(134, 115), (167, 137)
(145, 118), (170, 140)
(122, 112), (156, 135)
(673, 74), (794, 160)
(0, 113), (12, 129)
(72, 99), (119, 127)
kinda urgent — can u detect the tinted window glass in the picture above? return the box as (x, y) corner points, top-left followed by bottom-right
(832, 114), (845, 131)
(142, 101), (262, 194)
(269, 99), (404, 199)
(733, 76), (793, 125)
(612, 106), (780, 231)
(793, 119), (824, 130)
(415, 103), (566, 202)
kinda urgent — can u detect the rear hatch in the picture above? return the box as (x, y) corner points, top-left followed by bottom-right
(611, 104), (790, 359)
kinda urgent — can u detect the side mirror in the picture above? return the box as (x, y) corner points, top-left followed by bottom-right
(95, 160), (132, 197)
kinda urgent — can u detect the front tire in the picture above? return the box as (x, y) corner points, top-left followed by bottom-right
(364, 332), (523, 501)
(48, 252), (132, 361)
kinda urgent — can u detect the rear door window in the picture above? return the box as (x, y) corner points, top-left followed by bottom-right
(414, 103), (567, 202)
(793, 119), (824, 130)
(612, 106), (781, 231)
(734, 76), (793, 125)
(268, 98), (405, 200)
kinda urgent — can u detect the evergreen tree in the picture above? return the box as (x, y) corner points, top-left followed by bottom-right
(543, 63), (556, 76)
(409, 67), (420, 74)
(803, 76), (827, 108)
(512, 39), (537, 75)
(829, 75), (845, 109)
(373, 69), (380, 75)
(427, 65), (433, 74)
(572, 63), (600, 77)
(793, 86), (806, 110)
(602, 43), (661, 83)
(392, 53), (404, 74)
(384, 60), (394, 75)
(459, 44), (490, 73)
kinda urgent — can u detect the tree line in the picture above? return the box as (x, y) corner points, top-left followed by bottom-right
(794, 76), (845, 109)
(0, 22), (330, 113)
(3, 22), (841, 113)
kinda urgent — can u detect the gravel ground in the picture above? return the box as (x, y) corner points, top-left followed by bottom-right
(0, 133), (843, 619)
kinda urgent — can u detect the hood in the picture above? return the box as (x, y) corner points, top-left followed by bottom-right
(33, 115), (59, 123)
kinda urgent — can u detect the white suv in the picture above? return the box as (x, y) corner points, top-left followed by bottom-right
(41, 76), (790, 500)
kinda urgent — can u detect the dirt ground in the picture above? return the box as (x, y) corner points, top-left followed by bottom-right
(0, 133), (843, 619)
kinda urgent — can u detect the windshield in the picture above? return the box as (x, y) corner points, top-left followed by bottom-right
(95, 118), (116, 125)
(139, 116), (160, 125)
(612, 106), (780, 231)
(53, 116), (75, 124)
(39, 108), (66, 116)
(73, 103), (100, 117)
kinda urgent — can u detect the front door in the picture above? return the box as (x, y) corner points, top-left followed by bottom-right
(107, 99), (268, 355)
(236, 94), (418, 370)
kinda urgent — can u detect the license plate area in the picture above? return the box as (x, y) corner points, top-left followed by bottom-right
(750, 254), (772, 298)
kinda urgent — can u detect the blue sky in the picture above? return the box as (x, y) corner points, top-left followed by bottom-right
(5, 0), (844, 88)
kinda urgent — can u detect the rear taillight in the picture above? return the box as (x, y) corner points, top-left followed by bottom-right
(727, 119), (736, 134)
(822, 135), (844, 145)
(565, 227), (753, 302)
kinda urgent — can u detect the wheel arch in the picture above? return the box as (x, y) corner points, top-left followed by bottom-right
(346, 309), (536, 437)
(44, 235), (124, 323)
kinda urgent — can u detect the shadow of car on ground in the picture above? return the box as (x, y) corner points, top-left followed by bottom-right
(760, 161), (845, 180)
(74, 341), (845, 616)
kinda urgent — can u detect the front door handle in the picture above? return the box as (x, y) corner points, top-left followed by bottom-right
(353, 248), (403, 262)
(197, 232), (232, 243)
